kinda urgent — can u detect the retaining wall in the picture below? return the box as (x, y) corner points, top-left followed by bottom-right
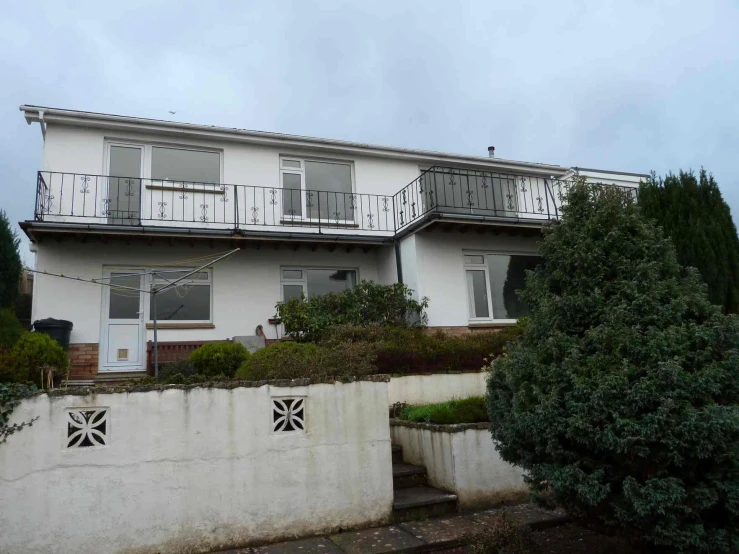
(387, 371), (486, 406)
(0, 378), (393, 554)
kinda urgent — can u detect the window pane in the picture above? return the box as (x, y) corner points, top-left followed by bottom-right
(154, 270), (208, 283)
(282, 173), (302, 217)
(108, 146), (142, 225)
(306, 269), (356, 298)
(464, 255), (484, 265)
(151, 285), (210, 321)
(467, 270), (489, 318)
(305, 161), (352, 220)
(283, 284), (304, 302)
(151, 147), (220, 184)
(486, 255), (539, 319)
(109, 274), (141, 319)
(282, 159), (301, 169)
(282, 269), (303, 280)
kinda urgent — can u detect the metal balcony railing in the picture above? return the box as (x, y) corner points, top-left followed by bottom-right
(33, 168), (638, 236)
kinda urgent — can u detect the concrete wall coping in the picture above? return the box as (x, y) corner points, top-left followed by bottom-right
(389, 417), (489, 433)
(45, 374), (391, 397)
(387, 369), (486, 377)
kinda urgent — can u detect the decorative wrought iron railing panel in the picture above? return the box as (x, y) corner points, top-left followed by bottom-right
(33, 169), (638, 236)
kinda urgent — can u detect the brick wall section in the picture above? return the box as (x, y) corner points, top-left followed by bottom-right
(426, 326), (508, 336)
(67, 343), (99, 380)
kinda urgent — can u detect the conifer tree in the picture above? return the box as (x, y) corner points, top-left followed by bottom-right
(639, 169), (739, 313)
(487, 181), (739, 553)
(0, 211), (21, 309)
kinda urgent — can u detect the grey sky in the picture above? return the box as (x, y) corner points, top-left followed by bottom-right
(2, 1), (738, 265)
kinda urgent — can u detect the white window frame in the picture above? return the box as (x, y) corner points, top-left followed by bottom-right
(279, 156), (355, 223)
(463, 251), (537, 324)
(280, 266), (359, 301)
(147, 268), (213, 324)
(104, 140), (224, 190)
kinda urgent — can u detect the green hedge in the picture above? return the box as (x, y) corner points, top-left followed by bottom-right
(234, 324), (523, 381)
(0, 332), (69, 384)
(189, 341), (249, 378)
(398, 397), (489, 425)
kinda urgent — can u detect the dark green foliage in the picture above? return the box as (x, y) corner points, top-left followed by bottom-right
(0, 382), (38, 445)
(0, 211), (21, 310)
(2, 332), (69, 384)
(189, 341), (249, 378)
(0, 309), (24, 349)
(235, 340), (376, 381)
(276, 281), (428, 342)
(486, 181), (739, 552)
(462, 512), (539, 554)
(399, 396), (489, 424)
(157, 358), (197, 382)
(639, 169), (739, 313)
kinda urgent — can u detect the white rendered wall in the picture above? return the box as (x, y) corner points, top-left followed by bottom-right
(33, 240), (383, 344)
(388, 372), (486, 406)
(0, 381), (393, 554)
(391, 423), (526, 509)
(412, 228), (540, 327)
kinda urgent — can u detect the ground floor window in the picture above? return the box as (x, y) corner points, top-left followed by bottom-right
(464, 253), (540, 321)
(149, 269), (212, 322)
(281, 268), (357, 301)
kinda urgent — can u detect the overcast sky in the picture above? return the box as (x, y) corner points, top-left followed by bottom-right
(2, 0), (738, 264)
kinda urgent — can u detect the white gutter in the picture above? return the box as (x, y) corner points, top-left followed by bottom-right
(19, 105), (569, 177)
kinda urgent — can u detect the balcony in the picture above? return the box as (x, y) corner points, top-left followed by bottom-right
(30, 168), (637, 241)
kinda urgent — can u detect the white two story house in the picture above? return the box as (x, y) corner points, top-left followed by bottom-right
(19, 105), (645, 382)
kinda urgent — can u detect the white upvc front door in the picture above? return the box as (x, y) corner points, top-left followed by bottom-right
(100, 269), (146, 372)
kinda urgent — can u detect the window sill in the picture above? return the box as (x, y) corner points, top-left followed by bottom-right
(146, 323), (215, 330)
(468, 320), (518, 328)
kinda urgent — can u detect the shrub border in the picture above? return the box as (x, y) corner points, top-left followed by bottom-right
(390, 417), (489, 433)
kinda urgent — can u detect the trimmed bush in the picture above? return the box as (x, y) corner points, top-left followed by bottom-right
(399, 397), (489, 425)
(4, 332), (69, 384)
(157, 358), (197, 382)
(276, 281), (428, 342)
(0, 309), (24, 349)
(236, 340), (376, 381)
(189, 342), (249, 378)
(487, 181), (739, 552)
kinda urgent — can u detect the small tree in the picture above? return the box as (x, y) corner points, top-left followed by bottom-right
(487, 181), (739, 552)
(0, 211), (21, 309)
(639, 169), (739, 313)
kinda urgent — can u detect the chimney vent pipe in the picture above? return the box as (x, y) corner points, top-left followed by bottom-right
(488, 146), (495, 158)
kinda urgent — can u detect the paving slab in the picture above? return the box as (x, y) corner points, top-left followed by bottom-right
(329, 525), (425, 554)
(398, 514), (484, 546)
(469, 504), (568, 529)
(249, 536), (344, 553)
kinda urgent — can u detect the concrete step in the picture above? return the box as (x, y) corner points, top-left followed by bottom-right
(392, 486), (458, 523)
(392, 444), (403, 464)
(393, 463), (427, 489)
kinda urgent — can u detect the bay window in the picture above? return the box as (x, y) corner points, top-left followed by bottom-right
(464, 253), (539, 321)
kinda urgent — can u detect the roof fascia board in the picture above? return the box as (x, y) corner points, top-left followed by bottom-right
(20, 105), (568, 177)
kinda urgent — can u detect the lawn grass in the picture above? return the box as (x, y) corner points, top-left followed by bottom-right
(399, 396), (489, 424)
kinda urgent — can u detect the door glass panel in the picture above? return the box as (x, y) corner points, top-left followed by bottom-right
(282, 173), (302, 217)
(151, 147), (220, 184)
(306, 269), (356, 298)
(108, 146), (142, 225)
(467, 270), (489, 318)
(109, 274), (141, 319)
(305, 161), (352, 221)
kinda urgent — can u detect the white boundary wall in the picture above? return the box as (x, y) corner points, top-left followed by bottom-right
(388, 372), (486, 406)
(0, 380), (393, 554)
(391, 421), (526, 509)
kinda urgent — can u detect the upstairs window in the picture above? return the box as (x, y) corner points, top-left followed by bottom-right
(281, 268), (357, 301)
(151, 147), (220, 184)
(280, 158), (354, 221)
(464, 253), (540, 321)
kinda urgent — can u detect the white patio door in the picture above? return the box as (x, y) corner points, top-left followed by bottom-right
(100, 270), (145, 372)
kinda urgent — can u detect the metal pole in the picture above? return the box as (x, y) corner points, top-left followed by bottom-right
(152, 283), (159, 380)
